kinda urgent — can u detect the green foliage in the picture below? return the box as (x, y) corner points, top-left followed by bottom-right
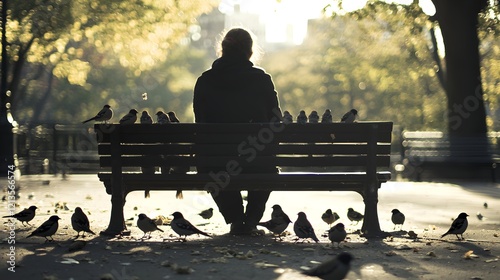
(4, 0), (218, 123)
(263, 15), (446, 131)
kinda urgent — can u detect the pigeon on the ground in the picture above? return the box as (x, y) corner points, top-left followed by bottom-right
(137, 213), (164, 239)
(294, 212), (319, 243)
(170, 212), (210, 241)
(198, 208), (214, 220)
(3, 205), (37, 226)
(71, 207), (95, 238)
(321, 209), (340, 227)
(441, 212), (469, 240)
(302, 251), (353, 279)
(27, 215), (61, 242)
(347, 208), (364, 225)
(328, 223), (347, 248)
(391, 209), (405, 231)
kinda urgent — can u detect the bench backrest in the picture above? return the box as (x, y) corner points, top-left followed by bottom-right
(95, 122), (393, 173)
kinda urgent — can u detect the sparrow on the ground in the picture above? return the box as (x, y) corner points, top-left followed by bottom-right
(3, 205), (37, 226)
(27, 215), (60, 242)
(441, 212), (469, 240)
(283, 111), (293, 124)
(140, 110), (153, 124)
(294, 212), (319, 243)
(119, 109), (138, 125)
(347, 208), (364, 225)
(341, 109), (358, 123)
(82, 104), (113, 123)
(321, 109), (333, 123)
(297, 110), (308, 124)
(137, 213), (164, 239)
(391, 209), (405, 231)
(257, 217), (290, 240)
(167, 111), (180, 123)
(308, 111), (320, 123)
(302, 252), (353, 279)
(321, 209), (340, 227)
(198, 208), (214, 220)
(156, 111), (170, 124)
(271, 204), (291, 221)
(328, 223), (347, 248)
(71, 207), (95, 238)
(170, 212), (210, 241)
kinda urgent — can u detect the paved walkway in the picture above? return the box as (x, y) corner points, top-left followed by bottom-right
(0, 174), (499, 279)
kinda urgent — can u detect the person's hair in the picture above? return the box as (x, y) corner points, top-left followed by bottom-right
(216, 27), (263, 63)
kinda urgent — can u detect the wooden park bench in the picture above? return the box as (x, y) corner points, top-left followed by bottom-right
(94, 122), (393, 238)
(401, 131), (500, 181)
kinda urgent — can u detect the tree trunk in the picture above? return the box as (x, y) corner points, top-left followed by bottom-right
(433, 0), (488, 138)
(432, 0), (492, 179)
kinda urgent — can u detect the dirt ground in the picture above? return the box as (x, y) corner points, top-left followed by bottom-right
(0, 174), (499, 280)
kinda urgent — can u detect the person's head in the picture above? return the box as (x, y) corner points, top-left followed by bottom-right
(218, 27), (262, 63)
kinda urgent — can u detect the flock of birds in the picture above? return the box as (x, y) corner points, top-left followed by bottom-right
(3, 203), (471, 279)
(82, 104), (360, 125)
(2, 203), (470, 242)
(37, 105), (464, 279)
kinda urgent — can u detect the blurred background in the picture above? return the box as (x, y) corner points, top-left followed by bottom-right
(1, 0), (500, 179)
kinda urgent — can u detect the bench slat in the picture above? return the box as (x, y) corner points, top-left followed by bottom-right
(98, 155), (391, 168)
(97, 143), (391, 156)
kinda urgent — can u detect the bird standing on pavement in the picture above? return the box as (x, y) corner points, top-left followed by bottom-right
(391, 209), (405, 231)
(156, 111), (170, 124)
(441, 212), (469, 240)
(341, 109), (358, 123)
(119, 109), (138, 125)
(27, 215), (61, 242)
(321, 209), (340, 227)
(328, 223), (347, 248)
(137, 213), (164, 239)
(308, 111), (320, 123)
(82, 104), (113, 123)
(347, 208), (364, 225)
(297, 110), (308, 124)
(321, 109), (333, 123)
(170, 212), (210, 241)
(302, 251), (353, 280)
(258, 205), (292, 240)
(198, 208), (214, 220)
(140, 110), (153, 124)
(283, 111), (293, 124)
(294, 212), (319, 243)
(3, 205), (37, 226)
(167, 111), (180, 123)
(71, 207), (95, 238)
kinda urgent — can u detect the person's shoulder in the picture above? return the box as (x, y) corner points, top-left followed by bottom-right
(250, 65), (271, 76)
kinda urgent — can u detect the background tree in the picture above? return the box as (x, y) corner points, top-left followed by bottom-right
(0, 0), (218, 175)
(327, 0), (500, 159)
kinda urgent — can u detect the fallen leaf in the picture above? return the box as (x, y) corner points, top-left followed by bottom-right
(426, 251), (436, 257)
(59, 258), (79, 265)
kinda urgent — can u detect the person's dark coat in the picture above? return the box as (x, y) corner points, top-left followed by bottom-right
(193, 56), (281, 123)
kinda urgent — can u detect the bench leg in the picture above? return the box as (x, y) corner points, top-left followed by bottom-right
(100, 191), (127, 236)
(360, 182), (389, 238)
